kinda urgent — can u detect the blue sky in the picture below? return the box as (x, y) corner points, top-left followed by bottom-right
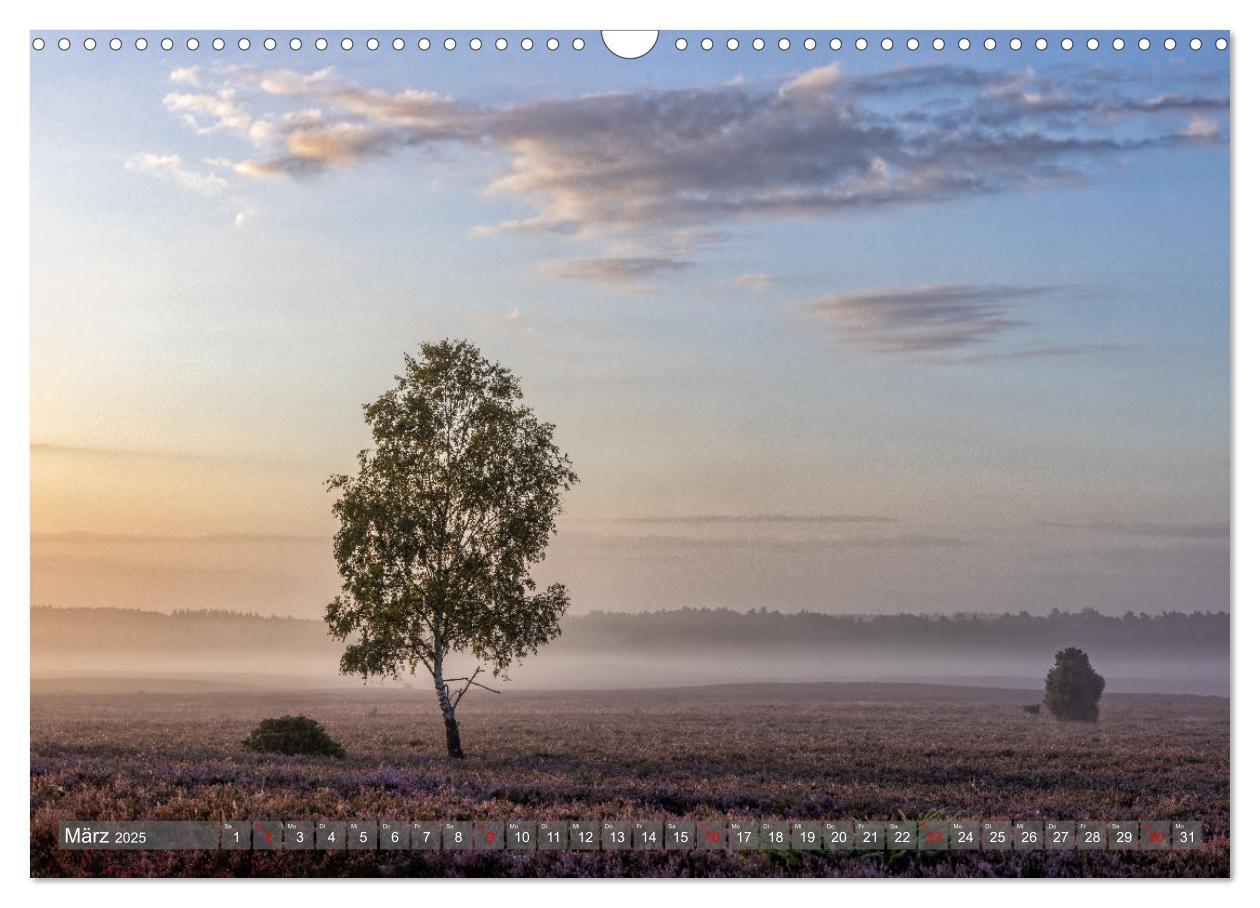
(29, 33), (1230, 617)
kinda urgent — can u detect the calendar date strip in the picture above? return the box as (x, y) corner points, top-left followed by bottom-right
(59, 819), (1204, 852)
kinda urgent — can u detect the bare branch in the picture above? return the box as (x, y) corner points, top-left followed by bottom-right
(444, 665), (501, 709)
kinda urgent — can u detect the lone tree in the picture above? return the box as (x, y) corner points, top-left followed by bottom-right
(1043, 646), (1106, 722)
(325, 339), (578, 758)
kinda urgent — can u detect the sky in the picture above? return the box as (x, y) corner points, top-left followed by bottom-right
(29, 32), (1230, 618)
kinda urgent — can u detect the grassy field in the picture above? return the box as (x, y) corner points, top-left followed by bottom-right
(30, 682), (1229, 877)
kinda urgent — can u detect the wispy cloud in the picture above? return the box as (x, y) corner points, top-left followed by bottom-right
(1040, 520), (1229, 540)
(584, 514), (896, 526)
(734, 272), (777, 291)
(806, 283), (1060, 356)
(539, 255), (691, 287)
(1181, 113), (1222, 140)
(124, 152), (227, 197)
(563, 531), (971, 553)
(33, 531), (324, 545)
(168, 66), (201, 86)
(954, 343), (1118, 364)
(163, 87), (274, 145)
(779, 62), (844, 96)
(31, 442), (278, 466)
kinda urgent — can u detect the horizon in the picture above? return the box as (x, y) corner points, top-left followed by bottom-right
(32, 600), (1229, 696)
(34, 601), (1224, 695)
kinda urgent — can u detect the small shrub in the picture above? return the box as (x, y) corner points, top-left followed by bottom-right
(1043, 647), (1106, 722)
(242, 715), (345, 758)
(1023, 704), (1041, 716)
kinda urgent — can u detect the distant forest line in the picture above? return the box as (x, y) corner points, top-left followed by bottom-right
(31, 606), (1229, 694)
(32, 605), (1228, 654)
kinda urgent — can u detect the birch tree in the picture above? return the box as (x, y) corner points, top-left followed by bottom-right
(325, 339), (577, 758)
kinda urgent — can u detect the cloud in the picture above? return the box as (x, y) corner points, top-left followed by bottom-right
(144, 62), (1228, 277)
(1181, 113), (1222, 140)
(953, 342), (1118, 364)
(1040, 521), (1229, 540)
(779, 63), (844, 96)
(502, 306), (538, 335)
(806, 283), (1058, 355)
(32, 531), (324, 545)
(124, 153), (227, 197)
(169, 66), (201, 86)
(163, 88), (264, 142)
(224, 195), (259, 229)
(539, 255), (692, 286)
(844, 63), (997, 96)
(254, 66), (337, 96)
(563, 530), (971, 553)
(589, 513), (897, 526)
(734, 272), (777, 291)
(969, 70), (1231, 127)
(31, 441), (277, 466)
(277, 122), (393, 170)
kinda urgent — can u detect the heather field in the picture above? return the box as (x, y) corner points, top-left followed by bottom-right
(30, 682), (1229, 878)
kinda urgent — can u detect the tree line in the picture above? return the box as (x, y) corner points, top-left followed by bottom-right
(32, 605), (1228, 654)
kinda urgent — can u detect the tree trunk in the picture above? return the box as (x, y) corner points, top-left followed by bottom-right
(442, 711), (463, 759)
(432, 653), (464, 759)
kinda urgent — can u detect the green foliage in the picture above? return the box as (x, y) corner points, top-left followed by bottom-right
(324, 340), (578, 756)
(1043, 647), (1106, 722)
(241, 715), (345, 758)
(1023, 704), (1041, 716)
(325, 339), (578, 681)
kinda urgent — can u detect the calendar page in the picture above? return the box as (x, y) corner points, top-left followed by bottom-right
(28, 27), (1229, 880)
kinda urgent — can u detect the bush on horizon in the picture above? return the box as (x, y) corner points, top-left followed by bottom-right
(241, 714), (345, 758)
(1043, 647), (1106, 722)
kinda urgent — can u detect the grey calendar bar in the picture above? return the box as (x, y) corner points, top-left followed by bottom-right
(56, 818), (1205, 851)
